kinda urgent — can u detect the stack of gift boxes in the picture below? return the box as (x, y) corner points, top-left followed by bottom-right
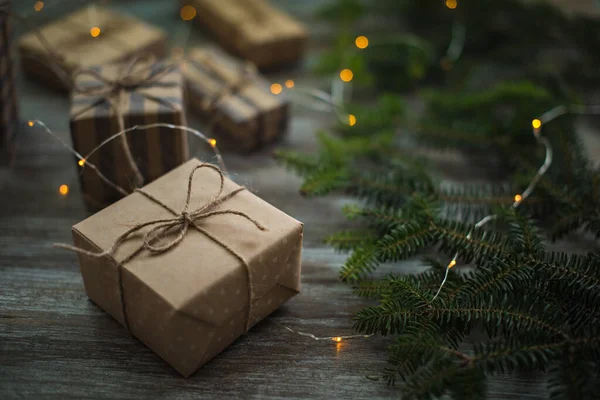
(8, 0), (308, 376)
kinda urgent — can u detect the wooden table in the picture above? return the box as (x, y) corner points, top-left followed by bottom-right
(2, 1), (589, 398)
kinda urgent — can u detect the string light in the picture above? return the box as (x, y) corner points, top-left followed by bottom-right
(339, 69), (354, 82)
(446, 0), (458, 10)
(180, 5), (197, 21)
(208, 138), (217, 148)
(348, 114), (357, 126)
(34, 1), (44, 11)
(532, 118), (542, 129)
(448, 260), (457, 269)
(332, 337), (343, 342)
(59, 184), (69, 196)
(355, 35), (369, 49)
(514, 194), (522, 202)
(90, 27), (101, 37)
(285, 80), (295, 89)
(78, 159), (86, 167)
(28, 121), (34, 127)
(270, 83), (283, 95)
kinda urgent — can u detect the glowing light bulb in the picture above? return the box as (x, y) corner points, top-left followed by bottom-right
(332, 337), (343, 342)
(59, 184), (69, 196)
(34, 1), (44, 11)
(28, 121), (34, 127)
(532, 119), (542, 129)
(180, 5), (197, 21)
(340, 69), (353, 82)
(270, 83), (283, 95)
(90, 27), (101, 37)
(285, 80), (295, 89)
(448, 260), (457, 269)
(446, 0), (457, 9)
(355, 36), (369, 49)
(208, 138), (217, 148)
(514, 194), (522, 202)
(348, 114), (357, 127)
(78, 159), (86, 167)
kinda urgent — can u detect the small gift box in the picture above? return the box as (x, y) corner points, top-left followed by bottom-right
(67, 158), (303, 376)
(18, 7), (167, 91)
(70, 57), (188, 208)
(1, 1), (18, 160)
(183, 0), (307, 69)
(183, 47), (289, 152)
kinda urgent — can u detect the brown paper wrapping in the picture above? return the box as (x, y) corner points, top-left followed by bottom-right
(71, 158), (303, 376)
(18, 7), (167, 91)
(1, 2), (18, 159)
(70, 60), (189, 208)
(184, 0), (307, 69)
(183, 46), (289, 152)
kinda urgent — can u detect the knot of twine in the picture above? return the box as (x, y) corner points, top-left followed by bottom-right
(72, 54), (178, 188)
(56, 163), (267, 332)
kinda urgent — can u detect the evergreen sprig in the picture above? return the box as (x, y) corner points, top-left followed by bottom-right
(278, 0), (600, 398)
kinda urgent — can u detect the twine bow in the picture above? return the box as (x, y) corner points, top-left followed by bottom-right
(56, 163), (267, 332)
(72, 55), (180, 188)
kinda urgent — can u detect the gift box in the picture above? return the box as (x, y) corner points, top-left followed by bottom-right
(18, 7), (167, 91)
(183, 47), (289, 152)
(183, 0), (307, 69)
(69, 158), (303, 376)
(70, 58), (189, 208)
(1, 0), (18, 160)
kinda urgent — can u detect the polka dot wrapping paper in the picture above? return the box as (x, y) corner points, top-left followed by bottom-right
(70, 158), (303, 376)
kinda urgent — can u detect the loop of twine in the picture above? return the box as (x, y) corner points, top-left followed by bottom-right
(56, 163), (267, 333)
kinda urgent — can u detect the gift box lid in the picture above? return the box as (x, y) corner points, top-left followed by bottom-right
(72, 158), (302, 328)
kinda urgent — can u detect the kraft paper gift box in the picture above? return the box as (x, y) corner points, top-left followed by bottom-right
(18, 7), (167, 91)
(1, 0), (18, 161)
(183, 0), (307, 69)
(69, 158), (303, 376)
(70, 59), (188, 208)
(183, 47), (289, 152)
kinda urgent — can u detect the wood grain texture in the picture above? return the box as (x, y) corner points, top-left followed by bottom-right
(0, 0), (586, 398)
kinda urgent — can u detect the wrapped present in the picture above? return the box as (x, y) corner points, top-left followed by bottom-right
(0, 1), (18, 160)
(183, 47), (289, 152)
(183, 0), (307, 69)
(18, 7), (167, 91)
(70, 57), (189, 208)
(65, 158), (303, 376)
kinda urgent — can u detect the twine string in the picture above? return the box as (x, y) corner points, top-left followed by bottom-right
(55, 163), (267, 332)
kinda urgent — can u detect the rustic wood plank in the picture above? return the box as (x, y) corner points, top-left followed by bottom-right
(0, 1), (561, 398)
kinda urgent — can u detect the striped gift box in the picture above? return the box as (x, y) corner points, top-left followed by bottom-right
(183, 47), (289, 152)
(1, 0), (18, 160)
(18, 7), (167, 91)
(70, 60), (188, 209)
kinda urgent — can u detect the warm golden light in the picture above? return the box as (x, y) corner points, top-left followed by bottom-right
(59, 184), (69, 196)
(446, 0), (457, 9)
(340, 69), (354, 82)
(78, 159), (86, 167)
(34, 1), (44, 11)
(348, 114), (357, 127)
(532, 119), (542, 129)
(208, 138), (217, 148)
(355, 35), (369, 49)
(180, 5), (197, 21)
(448, 260), (457, 269)
(514, 194), (523, 202)
(285, 80), (295, 89)
(332, 337), (343, 342)
(28, 121), (34, 127)
(90, 27), (101, 37)
(270, 83), (283, 95)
